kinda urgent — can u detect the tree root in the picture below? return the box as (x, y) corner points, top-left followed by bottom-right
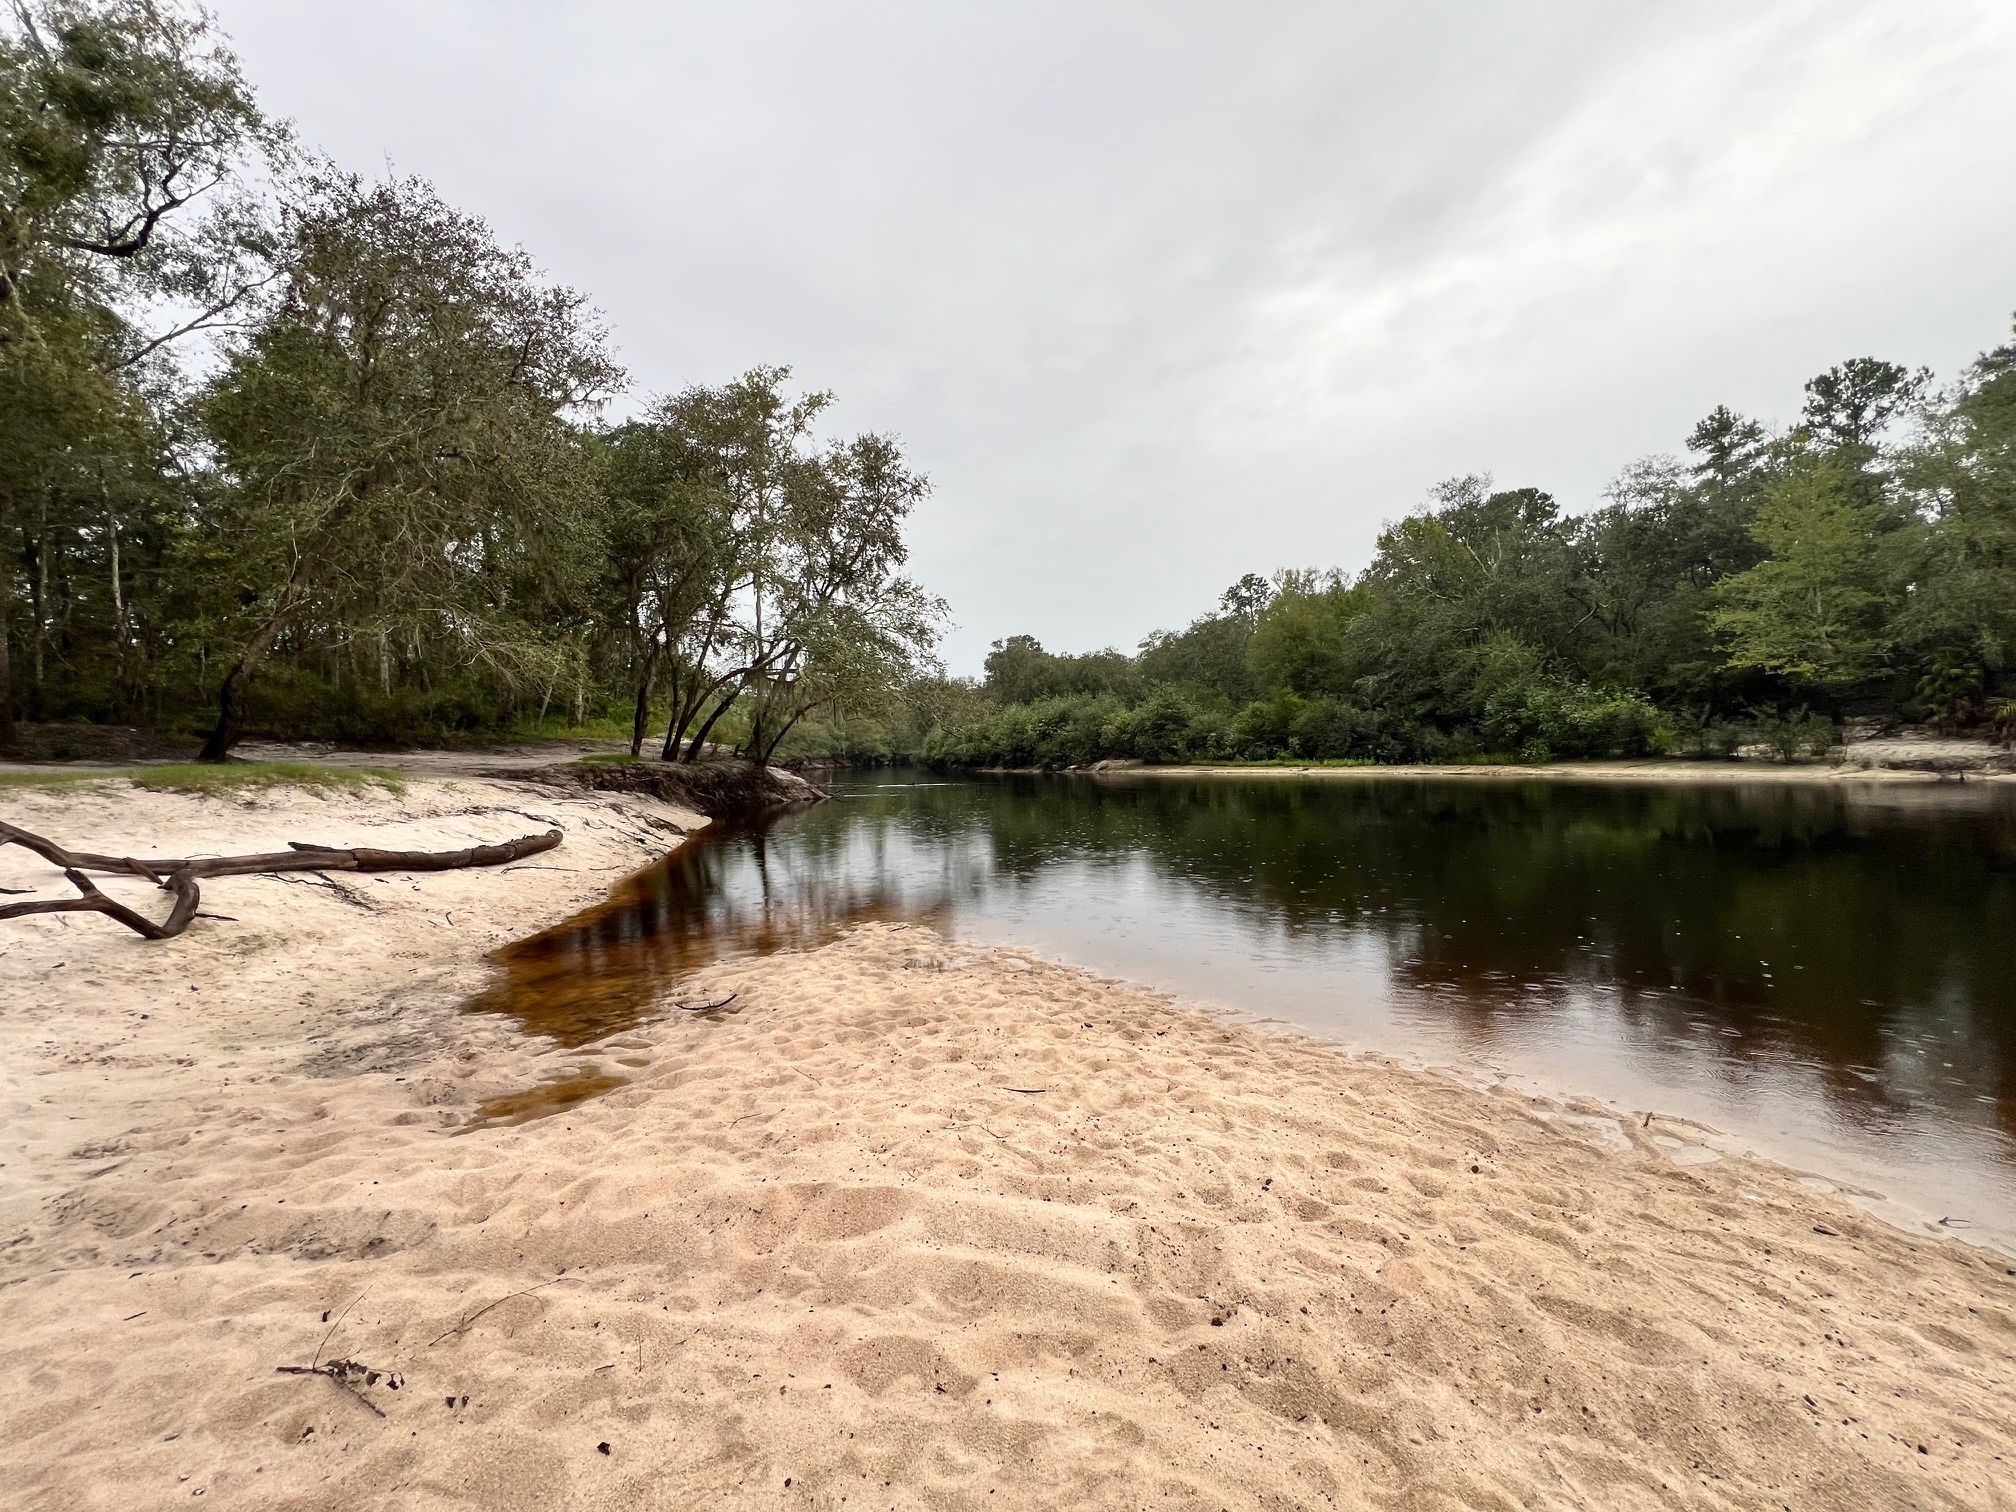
(0, 819), (561, 940)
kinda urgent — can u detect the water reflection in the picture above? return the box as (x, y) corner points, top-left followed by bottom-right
(466, 770), (2016, 1228)
(464, 820), (950, 1047)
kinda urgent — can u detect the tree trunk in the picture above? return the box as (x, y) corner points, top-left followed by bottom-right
(659, 665), (683, 761)
(28, 523), (46, 720)
(108, 515), (127, 646)
(0, 567), (12, 754)
(683, 690), (738, 763)
(629, 640), (660, 757)
(198, 655), (257, 762)
(665, 661), (746, 763)
(660, 617), (723, 760)
(198, 582), (305, 762)
(757, 701), (815, 765)
(665, 670), (725, 761)
(0, 495), (13, 753)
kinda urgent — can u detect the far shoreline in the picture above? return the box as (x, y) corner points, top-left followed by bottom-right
(978, 756), (2016, 785)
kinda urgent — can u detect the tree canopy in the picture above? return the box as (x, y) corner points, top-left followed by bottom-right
(1, 0), (942, 763)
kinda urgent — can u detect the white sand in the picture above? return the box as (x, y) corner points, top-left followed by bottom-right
(3, 781), (2015, 1510)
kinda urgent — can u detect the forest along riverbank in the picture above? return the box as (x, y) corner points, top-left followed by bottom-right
(1, 777), (2014, 1509)
(1009, 753), (2016, 784)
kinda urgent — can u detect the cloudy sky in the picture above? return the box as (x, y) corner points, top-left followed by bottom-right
(213, 1), (2016, 674)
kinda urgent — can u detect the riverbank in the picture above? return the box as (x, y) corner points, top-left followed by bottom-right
(1071, 754), (2016, 784)
(3, 781), (2015, 1509)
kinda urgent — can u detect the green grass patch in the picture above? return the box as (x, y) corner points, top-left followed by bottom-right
(0, 761), (406, 795)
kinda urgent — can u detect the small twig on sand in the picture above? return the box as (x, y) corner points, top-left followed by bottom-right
(275, 1361), (398, 1418)
(671, 992), (738, 1014)
(315, 1292), (366, 1369)
(267, 872), (375, 910)
(1002, 1087), (1048, 1094)
(428, 1281), (557, 1348)
(274, 1293), (397, 1418)
(949, 1122), (1009, 1142)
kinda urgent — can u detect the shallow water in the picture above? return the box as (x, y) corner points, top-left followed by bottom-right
(470, 768), (2016, 1238)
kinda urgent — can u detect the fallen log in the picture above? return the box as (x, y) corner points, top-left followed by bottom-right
(0, 819), (561, 940)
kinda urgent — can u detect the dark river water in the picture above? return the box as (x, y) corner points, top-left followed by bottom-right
(472, 768), (2016, 1245)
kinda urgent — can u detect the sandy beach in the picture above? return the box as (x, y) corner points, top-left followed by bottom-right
(3, 778), (2015, 1510)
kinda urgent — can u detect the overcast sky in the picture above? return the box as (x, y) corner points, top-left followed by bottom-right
(213, 0), (2016, 674)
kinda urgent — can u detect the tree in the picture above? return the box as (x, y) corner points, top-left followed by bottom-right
(1802, 358), (1930, 454)
(590, 409), (735, 755)
(736, 430), (945, 763)
(191, 172), (620, 758)
(1136, 573), (1272, 705)
(1711, 449), (1891, 687)
(1, 0), (272, 348)
(982, 634), (1135, 704)
(640, 368), (831, 761)
(1341, 476), (1580, 723)
(1, 0), (276, 746)
(1564, 454), (1767, 704)
(603, 369), (944, 765)
(1247, 568), (1366, 699)
(1685, 405), (1770, 488)
(1891, 317), (2016, 687)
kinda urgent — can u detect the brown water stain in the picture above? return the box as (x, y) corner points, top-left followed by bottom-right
(461, 819), (942, 1128)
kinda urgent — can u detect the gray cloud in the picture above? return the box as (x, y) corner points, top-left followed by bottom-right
(215, 0), (2016, 671)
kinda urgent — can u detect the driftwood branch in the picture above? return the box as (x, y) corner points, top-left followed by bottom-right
(0, 821), (562, 941)
(0, 867), (203, 940)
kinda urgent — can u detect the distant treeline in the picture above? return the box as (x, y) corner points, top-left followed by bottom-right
(927, 332), (2016, 769)
(2, 1), (942, 762)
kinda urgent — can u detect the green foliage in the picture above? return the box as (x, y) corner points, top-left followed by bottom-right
(1247, 570), (1366, 698)
(1711, 449), (1892, 686)
(1992, 699), (2016, 746)
(1136, 574), (1271, 706)
(1747, 708), (1838, 764)
(1668, 707), (1745, 759)
(187, 170), (619, 755)
(982, 635), (1137, 703)
(1465, 641), (1669, 761)
(1916, 661), (1983, 730)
